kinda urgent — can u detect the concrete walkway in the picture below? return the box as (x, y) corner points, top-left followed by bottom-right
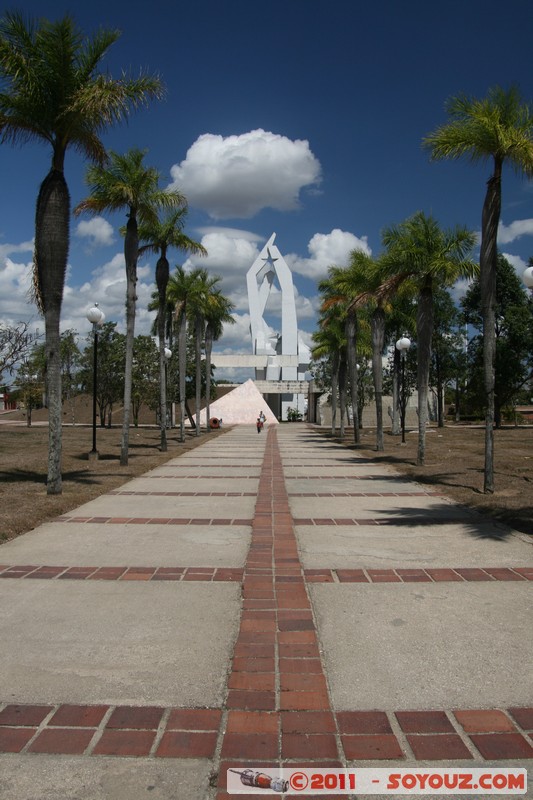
(0, 424), (531, 799)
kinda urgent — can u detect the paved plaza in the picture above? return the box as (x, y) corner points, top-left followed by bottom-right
(0, 424), (531, 799)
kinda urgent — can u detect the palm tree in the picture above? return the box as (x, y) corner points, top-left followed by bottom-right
(319, 262), (365, 444)
(138, 209), (206, 451)
(166, 266), (204, 442)
(344, 253), (387, 447)
(382, 212), (477, 465)
(203, 290), (235, 429)
(311, 311), (345, 437)
(423, 86), (533, 491)
(187, 269), (220, 435)
(75, 149), (183, 464)
(0, 12), (163, 493)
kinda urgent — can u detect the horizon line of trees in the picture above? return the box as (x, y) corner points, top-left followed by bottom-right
(8, 304), (233, 430)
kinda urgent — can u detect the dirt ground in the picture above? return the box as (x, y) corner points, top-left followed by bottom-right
(328, 423), (533, 539)
(0, 421), (226, 542)
(0, 417), (532, 544)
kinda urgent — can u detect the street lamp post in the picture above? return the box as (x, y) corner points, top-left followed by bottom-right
(86, 304), (105, 460)
(396, 336), (411, 443)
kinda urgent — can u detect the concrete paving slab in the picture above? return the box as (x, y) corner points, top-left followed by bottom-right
(61, 493), (256, 518)
(149, 466), (262, 477)
(0, 581), (240, 706)
(0, 522), (250, 567)
(286, 476), (419, 493)
(169, 456), (263, 464)
(282, 465), (404, 477)
(290, 494), (470, 519)
(296, 523), (532, 568)
(311, 582), (533, 710)
(0, 755), (211, 800)
(120, 476), (259, 493)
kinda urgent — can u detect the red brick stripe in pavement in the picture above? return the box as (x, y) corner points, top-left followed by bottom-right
(0, 701), (531, 761)
(1, 564), (530, 582)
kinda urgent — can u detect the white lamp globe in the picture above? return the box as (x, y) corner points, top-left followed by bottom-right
(87, 304), (104, 325)
(396, 336), (411, 352)
(164, 347), (172, 360)
(522, 266), (533, 289)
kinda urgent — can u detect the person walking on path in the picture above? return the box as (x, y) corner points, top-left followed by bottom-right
(256, 417), (263, 433)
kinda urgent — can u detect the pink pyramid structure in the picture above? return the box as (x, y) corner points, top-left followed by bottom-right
(196, 379), (279, 426)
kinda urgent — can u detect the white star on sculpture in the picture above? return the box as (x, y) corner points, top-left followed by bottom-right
(261, 248), (278, 270)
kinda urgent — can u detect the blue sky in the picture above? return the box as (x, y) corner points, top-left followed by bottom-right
(1, 0), (532, 376)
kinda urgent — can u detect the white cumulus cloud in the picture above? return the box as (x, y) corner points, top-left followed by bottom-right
(0, 256), (36, 324)
(169, 129), (321, 219)
(0, 239), (33, 262)
(501, 252), (527, 273)
(183, 230), (262, 296)
(497, 218), (533, 244)
(286, 229), (371, 280)
(74, 217), (115, 248)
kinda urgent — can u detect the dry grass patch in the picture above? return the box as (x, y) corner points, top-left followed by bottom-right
(0, 423), (226, 542)
(324, 424), (533, 539)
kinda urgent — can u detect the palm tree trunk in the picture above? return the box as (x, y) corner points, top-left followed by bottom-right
(480, 158), (502, 493)
(416, 283), (434, 466)
(372, 306), (385, 451)
(205, 324), (213, 431)
(120, 214), (138, 466)
(345, 312), (360, 444)
(156, 252), (169, 452)
(34, 168), (70, 494)
(331, 350), (339, 436)
(178, 308), (187, 443)
(194, 314), (203, 436)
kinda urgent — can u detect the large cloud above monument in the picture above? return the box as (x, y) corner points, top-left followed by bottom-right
(286, 229), (372, 280)
(168, 129), (321, 219)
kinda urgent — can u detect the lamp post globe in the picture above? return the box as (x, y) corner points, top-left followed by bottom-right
(164, 347), (172, 360)
(86, 304), (104, 460)
(522, 266), (533, 289)
(396, 336), (411, 354)
(87, 304), (104, 326)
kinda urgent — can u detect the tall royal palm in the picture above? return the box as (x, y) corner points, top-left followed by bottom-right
(311, 309), (345, 437)
(340, 255), (401, 452)
(75, 149), (183, 464)
(138, 209), (206, 451)
(382, 212), (477, 465)
(0, 13), (163, 492)
(319, 264), (361, 444)
(203, 290), (235, 430)
(187, 270), (220, 436)
(166, 266), (205, 443)
(423, 86), (533, 491)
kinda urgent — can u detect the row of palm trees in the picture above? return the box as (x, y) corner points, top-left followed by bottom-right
(0, 13), (168, 493)
(0, 13), (234, 493)
(314, 86), (533, 493)
(314, 212), (477, 464)
(149, 266), (235, 446)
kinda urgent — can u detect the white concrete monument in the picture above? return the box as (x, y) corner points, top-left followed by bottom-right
(246, 233), (310, 420)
